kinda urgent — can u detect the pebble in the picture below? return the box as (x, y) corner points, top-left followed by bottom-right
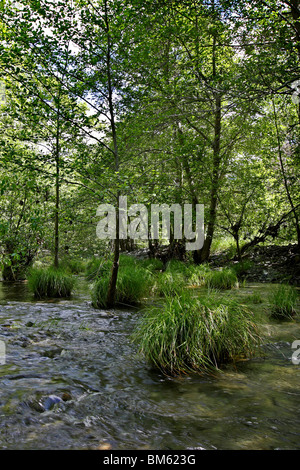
(97, 441), (113, 450)
(61, 392), (72, 402)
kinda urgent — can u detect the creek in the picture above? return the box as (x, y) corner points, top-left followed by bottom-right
(0, 280), (299, 450)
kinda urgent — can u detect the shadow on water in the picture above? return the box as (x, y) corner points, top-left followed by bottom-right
(0, 280), (300, 450)
(0, 281), (33, 303)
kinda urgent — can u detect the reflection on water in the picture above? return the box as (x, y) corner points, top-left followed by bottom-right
(0, 280), (299, 450)
(0, 281), (32, 302)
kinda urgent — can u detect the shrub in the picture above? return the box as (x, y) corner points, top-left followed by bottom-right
(205, 267), (238, 290)
(28, 267), (75, 299)
(91, 264), (152, 308)
(211, 236), (234, 254)
(132, 291), (260, 375)
(268, 284), (298, 320)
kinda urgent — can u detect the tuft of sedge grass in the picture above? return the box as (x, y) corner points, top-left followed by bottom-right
(91, 276), (110, 308)
(154, 270), (187, 297)
(205, 267), (238, 290)
(140, 258), (164, 273)
(91, 263), (153, 308)
(268, 284), (298, 320)
(165, 259), (192, 277)
(155, 260), (210, 295)
(187, 264), (212, 287)
(114, 265), (152, 306)
(27, 266), (75, 299)
(131, 290), (261, 376)
(244, 293), (263, 304)
(60, 257), (86, 274)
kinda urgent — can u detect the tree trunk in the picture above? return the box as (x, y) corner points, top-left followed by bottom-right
(234, 233), (241, 261)
(53, 45), (70, 269)
(105, 0), (120, 308)
(194, 9), (222, 264)
(54, 130), (60, 269)
(194, 92), (222, 263)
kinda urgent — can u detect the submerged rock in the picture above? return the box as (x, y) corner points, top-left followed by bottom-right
(41, 347), (63, 359)
(61, 392), (72, 402)
(25, 394), (64, 413)
(43, 395), (63, 410)
(26, 399), (45, 413)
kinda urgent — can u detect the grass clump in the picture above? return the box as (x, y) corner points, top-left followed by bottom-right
(86, 254), (139, 282)
(154, 271), (186, 297)
(60, 256), (86, 274)
(132, 290), (261, 376)
(268, 284), (298, 320)
(244, 293), (263, 304)
(187, 264), (211, 287)
(91, 263), (152, 308)
(165, 259), (192, 277)
(115, 265), (152, 305)
(91, 276), (110, 308)
(28, 266), (75, 299)
(156, 259), (208, 294)
(140, 258), (164, 273)
(205, 267), (238, 290)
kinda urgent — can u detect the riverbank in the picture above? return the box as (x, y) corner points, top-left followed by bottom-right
(210, 244), (300, 285)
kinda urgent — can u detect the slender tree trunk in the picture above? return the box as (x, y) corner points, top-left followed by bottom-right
(105, 0), (120, 307)
(54, 94), (60, 269)
(194, 92), (222, 263)
(194, 7), (222, 263)
(53, 44), (70, 269)
(234, 232), (241, 261)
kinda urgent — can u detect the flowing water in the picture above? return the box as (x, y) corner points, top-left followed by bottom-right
(0, 280), (300, 450)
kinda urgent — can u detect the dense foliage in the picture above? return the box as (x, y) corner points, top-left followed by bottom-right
(0, 0), (298, 304)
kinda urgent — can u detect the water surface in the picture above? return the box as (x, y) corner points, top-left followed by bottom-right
(0, 281), (299, 450)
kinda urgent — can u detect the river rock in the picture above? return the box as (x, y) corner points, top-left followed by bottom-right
(43, 395), (63, 410)
(41, 347), (63, 359)
(25, 394), (64, 413)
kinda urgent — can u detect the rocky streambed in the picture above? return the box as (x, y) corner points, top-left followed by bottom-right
(0, 280), (300, 450)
